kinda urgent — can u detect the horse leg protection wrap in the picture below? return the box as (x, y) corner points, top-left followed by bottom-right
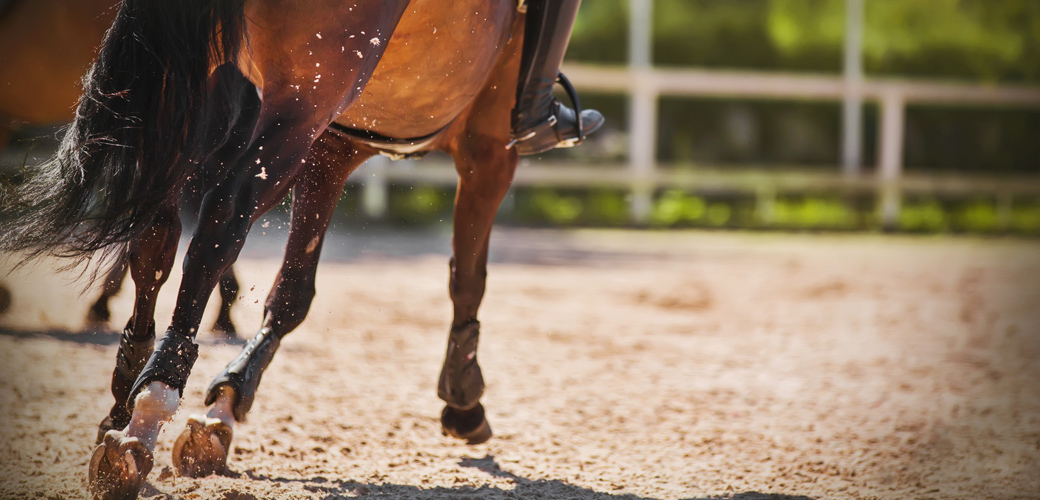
(438, 320), (484, 410)
(204, 327), (280, 422)
(127, 332), (199, 412)
(98, 323), (156, 441)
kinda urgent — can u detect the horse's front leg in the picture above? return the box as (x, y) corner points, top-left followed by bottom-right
(439, 135), (519, 444)
(173, 135), (371, 478)
(183, 174), (243, 339)
(211, 268), (241, 337)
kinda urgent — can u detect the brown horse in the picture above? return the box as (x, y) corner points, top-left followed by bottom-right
(0, 1), (584, 499)
(0, 0), (243, 336)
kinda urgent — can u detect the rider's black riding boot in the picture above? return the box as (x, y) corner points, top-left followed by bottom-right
(509, 0), (604, 155)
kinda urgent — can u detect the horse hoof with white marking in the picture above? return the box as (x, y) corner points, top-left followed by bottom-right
(172, 415), (233, 478)
(88, 430), (153, 500)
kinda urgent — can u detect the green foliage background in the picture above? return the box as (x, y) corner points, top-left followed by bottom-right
(569, 0), (1040, 82)
(564, 0), (1040, 173)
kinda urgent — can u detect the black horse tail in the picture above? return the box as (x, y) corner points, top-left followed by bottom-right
(0, 0), (250, 266)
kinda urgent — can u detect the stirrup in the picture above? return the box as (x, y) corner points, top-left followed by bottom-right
(506, 72), (587, 151)
(555, 72), (585, 147)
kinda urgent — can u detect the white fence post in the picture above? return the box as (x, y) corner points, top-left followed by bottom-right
(361, 155), (389, 219)
(878, 89), (905, 229)
(628, 0), (656, 223)
(842, 0), (864, 175)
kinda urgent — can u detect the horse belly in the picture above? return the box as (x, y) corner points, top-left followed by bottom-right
(334, 0), (516, 138)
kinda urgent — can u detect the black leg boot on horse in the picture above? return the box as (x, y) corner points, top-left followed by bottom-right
(508, 0), (605, 155)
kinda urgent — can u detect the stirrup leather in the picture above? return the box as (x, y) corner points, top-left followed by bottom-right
(555, 72), (585, 147)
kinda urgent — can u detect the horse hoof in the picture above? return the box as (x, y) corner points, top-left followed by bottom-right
(0, 284), (11, 315)
(211, 317), (237, 339)
(96, 416), (122, 445)
(440, 403), (493, 445)
(86, 302), (111, 325)
(88, 430), (153, 500)
(172, 415), (232, 477)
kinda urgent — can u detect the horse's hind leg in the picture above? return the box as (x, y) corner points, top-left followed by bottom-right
(89, 74), (264, 500)
(119, 105), (366, 481)
(87, 257), (129, 325)
(91, 63), (264, 448)
(174, 134), (371, 477)
(92, 130), (300, 493)
(95, 205), (181, 444)
(212, 268), (240, 337)
(183, 174), (242, 338)
(438, 135), (519, 444)
(86, 228), (240, 338)
(93, 4), (408, 493)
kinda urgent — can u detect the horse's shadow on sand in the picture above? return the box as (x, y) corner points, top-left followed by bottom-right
(0, 325), (246, 346)
(203, 454), (811, 500)
(0, 325), (121, 345)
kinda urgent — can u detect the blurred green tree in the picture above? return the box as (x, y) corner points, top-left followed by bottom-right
(570, 0), (1040, 83)
(566, 0), (1040, 172)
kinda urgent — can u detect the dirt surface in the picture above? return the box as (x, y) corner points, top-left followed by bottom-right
(1, 228), (1038, 500)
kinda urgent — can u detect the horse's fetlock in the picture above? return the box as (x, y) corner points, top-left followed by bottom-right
(132, 382), (180, 422)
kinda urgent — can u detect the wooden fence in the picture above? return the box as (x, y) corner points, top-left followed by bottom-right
(349, 63), (1040, 227)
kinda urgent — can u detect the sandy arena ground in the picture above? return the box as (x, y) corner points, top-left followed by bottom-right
(0, 228), (1038, 500)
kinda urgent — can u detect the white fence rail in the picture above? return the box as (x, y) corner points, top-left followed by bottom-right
(353, 63), (1040, 226)
(559, 63), (1040, 225)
